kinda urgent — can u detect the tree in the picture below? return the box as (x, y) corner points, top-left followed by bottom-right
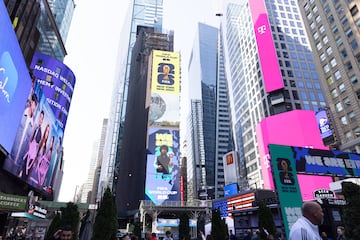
(257, 201), (276, 240)
(179, 212), (190, 240)
(92, 188), (118, 240)
(341, 181), (360, 240)
(211, 209), (228, 240)
(45, 202), (80, 240)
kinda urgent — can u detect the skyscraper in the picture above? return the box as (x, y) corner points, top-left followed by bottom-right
(298, 0), (360, 153)
(221, 0), (327, 189)
(99, 0), (164, 196)
(186, 22), (232, 200)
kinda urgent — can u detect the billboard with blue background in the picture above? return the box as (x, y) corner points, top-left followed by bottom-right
(145, 128), (180, 205)
(0, 2), (32, 154)
(30, 52), (76, 130)
(3, 81), (63, 196)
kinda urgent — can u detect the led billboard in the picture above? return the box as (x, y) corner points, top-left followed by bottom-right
(223, 151), (239, 186)
(248, 0), (284, 93)
(316, 109), (335, 146)
(151, 50), (180, 94)
(145, 128), (180, 205)
(149, 93), (180, 128)
(0, 2), (32, 154)
(256, 110), (328, 189)
(30, 52), (76, 130)
(297, 174), (333, 201)
(3, 81), (63, 194)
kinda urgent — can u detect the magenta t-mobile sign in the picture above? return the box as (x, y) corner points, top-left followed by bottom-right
(248, 0), (284, 93)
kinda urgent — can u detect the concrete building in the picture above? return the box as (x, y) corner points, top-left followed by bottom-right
(298, 0), (360, 152)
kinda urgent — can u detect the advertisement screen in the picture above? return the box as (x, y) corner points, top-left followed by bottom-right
(316, 109), (335, 146)
(297, 174), (333, 201)
(224, 183), (239, 197)
(149, 93), (180, 128)
(269, 144), (303, 238)
(151, 50), (180, 94)
(3, 81), (63, 194)
(30, 52), (76, 130)
(0, 2), (32, 153)
(223, 151), (238, 185)
(145, 128), (180, 205)
(248, 0), (284, 93)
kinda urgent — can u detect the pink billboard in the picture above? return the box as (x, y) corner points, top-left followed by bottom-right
(256, 110), (329, 189)
(248, 0), (284, 93)
(297, 174), (333, 201)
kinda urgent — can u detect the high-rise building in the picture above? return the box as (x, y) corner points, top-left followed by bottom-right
(298, 0), (360, 152)
(114, 26), (174, 220)
(99, 0), (164, 196)
(186, 22), (232, 200)
(36, 0), (75, 61)
(221, 0), (327, 189)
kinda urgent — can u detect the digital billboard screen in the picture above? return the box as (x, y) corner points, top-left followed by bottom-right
(0, 2), (32, 154)
(248, 0), (284, 93)
(145, 128), (180, 205)
(30, 52), (76, 130)
(3, 81), (64, 194)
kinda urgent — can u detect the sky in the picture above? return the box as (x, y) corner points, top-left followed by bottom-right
(59, 0), (220, 201)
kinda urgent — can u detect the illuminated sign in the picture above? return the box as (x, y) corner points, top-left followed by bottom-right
(0, 2), (32, 153)
(0, 192), (26, 211)
(30, 52), (76, 130)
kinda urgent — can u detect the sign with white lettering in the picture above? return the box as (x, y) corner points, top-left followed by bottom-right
(0, 192), (27, 211)
(313, 189), (335, 199)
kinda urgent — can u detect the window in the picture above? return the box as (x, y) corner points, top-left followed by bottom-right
(341, 116), (348, 125)
(344, 97), (351, 106)
(310, 22), (316, 29)
(328, 15), (335, 24)
(314, 32), (319, 40)
(315, 15), (321, 23)
(350, 75), (358, 84)
(331, 89), (339, 98)
(350, 5), (359, 16)
(345, 131), (352, 139)
(336, 5), (344, 15)
(341, 16), (348, 25)
(326, 47), (333, 55)
(336, 37), (343, 46)
(351, 39), (358, 50)
(348, 111), (356, 122)
(330, 58), (337, 67)
(323, 64), (330, 73)
(307, 12), (313, 20)
(340, 49), (347, 58)
(356, 53), (360, 63)
(336, 102), (343, 112)
(334, 70), (342, 80)
(327, 76), (334, 85)
(323, 36), (329, 44)
(339, 83), (345, 93)
(324, 4), (330, 14)
(313, 6), (318, 13)
(319, 25), (325, 33)
(332, 25), (338, 34)
(316, 42), (323, 50)
(345, 61), (353, 71)
(320, 53), (326, 62)
(346, 28), (353, 38)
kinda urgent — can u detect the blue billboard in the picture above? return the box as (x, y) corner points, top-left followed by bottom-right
(30, 52), (76, 130)
(224, 183), (239, 197)
(0, 2), (32, 154)
(4, 81), (64, 195)
(145, 128), (180, 205)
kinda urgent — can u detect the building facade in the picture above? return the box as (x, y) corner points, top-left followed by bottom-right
(298, 0), (360, 152)
(99, 0), (164, 198)
(221, 0), (327, 189)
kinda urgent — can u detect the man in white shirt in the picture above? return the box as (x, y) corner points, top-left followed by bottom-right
(289, 201), (324, 240)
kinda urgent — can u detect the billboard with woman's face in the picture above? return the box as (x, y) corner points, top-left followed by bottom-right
(3, 81), (63, 195)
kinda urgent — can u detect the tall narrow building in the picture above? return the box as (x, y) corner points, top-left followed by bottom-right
(99, 0), (164, 197)
(221, 0), (327, 189)
(186, 22), (233, 200)
(298, 0), (360, 152)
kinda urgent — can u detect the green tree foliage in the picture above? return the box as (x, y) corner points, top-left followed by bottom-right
(257, 201), (276, 240)
(341, 182), (360, 240)
(45, 212), (61, 240)
(211, 209), (228, 240)
(45, 202), (80, 240)
(92, 188), (118, 240)
(179, 212), (190, 240)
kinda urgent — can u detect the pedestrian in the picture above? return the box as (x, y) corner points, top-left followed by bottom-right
(244, 229), (252, 240)
(336, 226), (346, 240)
(163, 231), (173, 240)
(251, 230), (260, 240)
(229, 230), (236, 240)
(289, 201), (324, 240)
(50, 225), (73, 240)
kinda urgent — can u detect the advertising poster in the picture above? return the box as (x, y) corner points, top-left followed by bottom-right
(223, 151), (238, 185)
(149, 93), (180, 128)
(30, 52), (76, 130)
(3, 81), (63, 195)
(145, 128), (180, 205)
(269, 144), (303, 238)
(0, 2), (32, 154)
(151, 50), (180, 94)
(316, 109), (335, 146)
(248, 0), (284, 93)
